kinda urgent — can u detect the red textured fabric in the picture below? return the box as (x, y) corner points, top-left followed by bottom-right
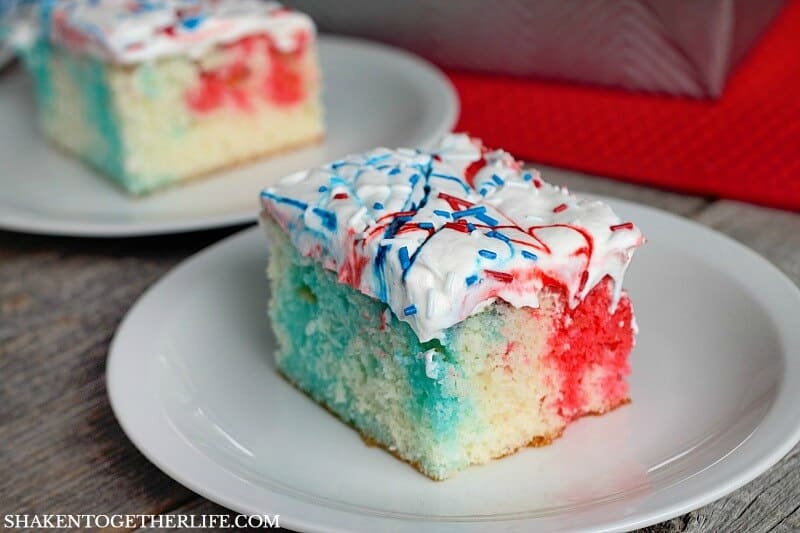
(448, 0), (800, 210)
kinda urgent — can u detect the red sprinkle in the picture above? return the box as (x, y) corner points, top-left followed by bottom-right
(553, 203), (568, 213)
(578, 270), (589, 292)
(265, 54), (304, 106)
(464, 158), (487, 188)
(437, 192), (474, 211)
(610, 222), (634, 231)
(333, 193), (349, 200)
(443, 221), (471, 233)
(375, 210), (416, 223)
(485, 270), (514, 282)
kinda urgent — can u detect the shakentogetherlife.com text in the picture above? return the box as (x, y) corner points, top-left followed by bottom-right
(3, 513), (281, 529)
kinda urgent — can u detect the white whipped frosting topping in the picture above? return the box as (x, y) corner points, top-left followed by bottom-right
(261, 134), (644, 342)
(39, 0), (314, 63)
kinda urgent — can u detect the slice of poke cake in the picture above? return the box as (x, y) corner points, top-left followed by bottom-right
(15, 0), (323, 194)
(259, 134), (644, 480)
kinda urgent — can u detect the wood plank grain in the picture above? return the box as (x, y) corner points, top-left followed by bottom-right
(0, 227), (245, 518)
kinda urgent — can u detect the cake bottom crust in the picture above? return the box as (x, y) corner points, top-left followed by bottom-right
(45, 132), (324, 196)
(278, 367), (630, 480)
(359, 396), (630, 479)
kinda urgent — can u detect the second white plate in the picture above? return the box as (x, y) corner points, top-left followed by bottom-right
(108, 198), (800, 532)
(0, 35), (458, 237)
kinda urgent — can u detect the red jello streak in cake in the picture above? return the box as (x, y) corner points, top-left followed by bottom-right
(186, 58), (253, 112)
(185, 34), (306, 113)
(266, 53), (304, 105)
(339, 230), (371, 287)
(537, 277), (633, 418)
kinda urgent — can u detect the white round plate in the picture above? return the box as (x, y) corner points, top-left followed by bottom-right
(0, 35), (457, 237)
(107, 198), (800, 532)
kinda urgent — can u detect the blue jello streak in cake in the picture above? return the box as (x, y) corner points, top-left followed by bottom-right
(17, 2), (126, 183)
(264, 223), (473, 449)
(22, 40), (131, 186)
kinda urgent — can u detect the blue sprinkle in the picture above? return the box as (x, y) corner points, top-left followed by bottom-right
(467, 222), (476, 232)
(388, 168), (402, 175)
(479, 188), (488, 196)
(312, 208), (337, 231)
(396, 215), (413, 223)
(409, 174), (420, 185)
(433, 210), (451, 219)
(367, 153), (391, 165)
(318, 186), (327, 193)
(466, 274), (479, 286)
(404, 304), (418, 316)
(452, 206), (486, 220)
(478, 249), (497, 260)
(523, 172), (533, 181)
(398, 246), (411, 270)
(373, 202), (384, 210)
(260, 191), (308, 211)
(181, 16), (204, 30)
(417, 222), (434, 230)
(475, 212), (499, 226)
(492, 174), (504, 185)
(521, 250), (538, 261)
(486, 230), (510, 242)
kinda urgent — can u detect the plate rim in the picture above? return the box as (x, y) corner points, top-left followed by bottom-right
(0, 34), (459, 238)
(107, 197), (800, 532)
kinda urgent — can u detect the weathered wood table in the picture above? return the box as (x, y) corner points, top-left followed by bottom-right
(1, 167), (798, 532)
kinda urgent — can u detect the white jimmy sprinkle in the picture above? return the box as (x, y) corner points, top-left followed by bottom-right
(444, 271), (456, 295)
(422, 349), (439, 379)
(426, 288), (437, 319)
